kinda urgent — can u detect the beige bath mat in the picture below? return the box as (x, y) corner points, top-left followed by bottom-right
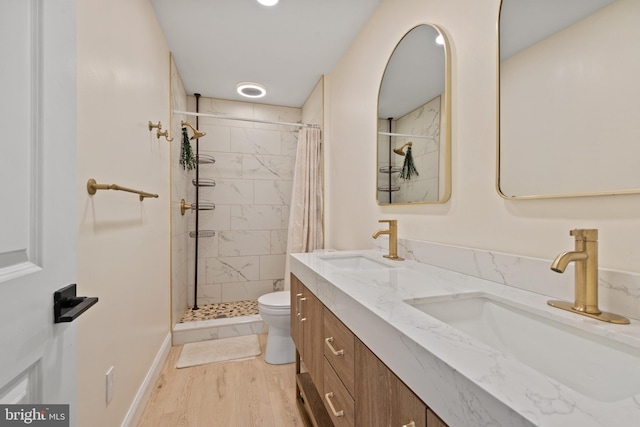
(176, 335), (261, 368)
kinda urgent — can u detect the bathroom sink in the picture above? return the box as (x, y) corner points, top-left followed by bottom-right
(318, 255), (394, 270)
(404, 293), (640, 402)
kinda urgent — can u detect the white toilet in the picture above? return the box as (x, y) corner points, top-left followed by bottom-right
(258, 290), (295, 364)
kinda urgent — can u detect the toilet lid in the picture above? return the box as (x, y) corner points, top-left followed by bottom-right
(258, 290), (290, 308)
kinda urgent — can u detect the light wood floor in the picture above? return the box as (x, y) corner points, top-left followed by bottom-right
(136, 334), (305, 427)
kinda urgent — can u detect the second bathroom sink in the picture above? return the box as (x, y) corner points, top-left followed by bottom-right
(318, 254), (395, 270)
(404, 293), (640, 402)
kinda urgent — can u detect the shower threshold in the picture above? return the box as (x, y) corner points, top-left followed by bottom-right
(173, 300), (266, 345)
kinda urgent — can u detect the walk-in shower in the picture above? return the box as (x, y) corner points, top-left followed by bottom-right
(171, 93), (320, 345)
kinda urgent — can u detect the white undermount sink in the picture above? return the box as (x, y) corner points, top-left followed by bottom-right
(404, 293), (640, 402)
(318, 254), (394, 270)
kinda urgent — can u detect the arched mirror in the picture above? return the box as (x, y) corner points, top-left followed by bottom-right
(377, 24), (451, 205)
(498, 0), (640, 198)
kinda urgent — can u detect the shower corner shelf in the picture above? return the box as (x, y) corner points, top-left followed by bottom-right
(379, 166), (402, 174)
(377, 185), (400, 192)
(189, 230), (215, 238)
(192, 178), (216, 187)
(192, 201), (215, 210)
(197, 154), (216, 165)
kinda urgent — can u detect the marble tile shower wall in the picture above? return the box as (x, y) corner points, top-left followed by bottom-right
(185, 97), (301, 307)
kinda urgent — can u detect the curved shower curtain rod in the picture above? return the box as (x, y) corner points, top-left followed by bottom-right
(174, 110), (321, 129)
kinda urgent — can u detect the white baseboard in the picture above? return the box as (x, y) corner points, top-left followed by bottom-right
(120, 332), (172, 427)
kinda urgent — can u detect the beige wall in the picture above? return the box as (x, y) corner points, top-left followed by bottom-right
(325, 0), (640, 273)
(77, 0), (171, 425)
(302, 77), (324, 126)
(170, 57), (189, 332)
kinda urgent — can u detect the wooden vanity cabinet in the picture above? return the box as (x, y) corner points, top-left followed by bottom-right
(427, 410), (448, 427)
(291, 274), (324, 387)
(292, 274), (333, 427)
(355, 339), (427, 427)
(291, 274), (449, 427)
(323, 308), (355, 395)
(323, 357), (355, 426)
(322, 307), (356, 426)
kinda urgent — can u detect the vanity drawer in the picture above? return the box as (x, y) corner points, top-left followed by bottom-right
(323, 358), (355, 427)
(323, 307), (355, 395)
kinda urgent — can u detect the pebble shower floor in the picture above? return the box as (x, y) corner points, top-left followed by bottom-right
(179, 300), (259, 323)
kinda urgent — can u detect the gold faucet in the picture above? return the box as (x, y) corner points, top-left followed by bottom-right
(548, 229), (629, 324)
(372, 219), (403, 261)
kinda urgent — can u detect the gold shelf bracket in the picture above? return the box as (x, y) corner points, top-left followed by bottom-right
(180, 199), (193, 216)
(87, 179), (159, 201)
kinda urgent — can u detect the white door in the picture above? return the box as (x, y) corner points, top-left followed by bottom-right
(0, 0), (80, 425)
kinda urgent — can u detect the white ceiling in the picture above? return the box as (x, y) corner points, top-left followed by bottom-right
(150, 0), (381, 108)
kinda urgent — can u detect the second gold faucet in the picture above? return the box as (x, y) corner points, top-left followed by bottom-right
(548, 229), (629, 324)
(372, 219), (403, 261)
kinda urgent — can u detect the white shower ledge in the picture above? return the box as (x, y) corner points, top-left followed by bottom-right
(290, 250), (640, 427)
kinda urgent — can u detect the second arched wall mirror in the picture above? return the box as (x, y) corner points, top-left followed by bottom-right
(377, 24), (451, 205)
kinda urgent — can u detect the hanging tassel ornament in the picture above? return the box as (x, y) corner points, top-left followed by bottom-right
(180, 127), (197, 170)
(400, 145), (419, 179)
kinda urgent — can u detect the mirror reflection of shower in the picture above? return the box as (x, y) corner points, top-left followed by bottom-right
(376, 23), (450, 205)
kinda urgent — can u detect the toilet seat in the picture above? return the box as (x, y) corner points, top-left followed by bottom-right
(258, 291), (290, 309)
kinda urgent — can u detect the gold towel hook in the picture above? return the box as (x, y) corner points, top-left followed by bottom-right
(156, 129), (174, 142)
(148, 121), (162, 131)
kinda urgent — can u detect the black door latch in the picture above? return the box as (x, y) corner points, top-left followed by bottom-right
(54, 283), (98, 323)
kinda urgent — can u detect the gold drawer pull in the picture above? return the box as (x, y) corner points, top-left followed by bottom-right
(299, 297), (307, 322)
(402, 422), (416, 427)
(324, 392), (344, 417)
(324, 337), (344, 356)
(295, 293), (302, 318)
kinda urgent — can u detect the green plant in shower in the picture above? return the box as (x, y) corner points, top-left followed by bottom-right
(180, 127), (196, 170)
(397, 144), (419, 180)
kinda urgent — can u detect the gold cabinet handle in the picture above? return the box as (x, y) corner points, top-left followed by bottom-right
(324, 337), (344, 356)
(324, 392), (344, 417)
(402, 422), (416, 427)
(299, 297), (307, 322)
(296, 293), (302, 318)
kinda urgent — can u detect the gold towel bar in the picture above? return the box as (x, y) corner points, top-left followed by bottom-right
(87, 179), (159, 201)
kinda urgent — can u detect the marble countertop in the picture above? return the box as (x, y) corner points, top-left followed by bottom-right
(290, 249), (640, 427)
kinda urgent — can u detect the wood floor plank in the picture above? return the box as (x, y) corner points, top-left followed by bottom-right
(137, 333), (304, 427)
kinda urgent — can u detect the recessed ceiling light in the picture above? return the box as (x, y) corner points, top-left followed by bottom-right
(236, 82), (267, 98)
(435, 35), (444, 45)
(257, 0), (279, 6)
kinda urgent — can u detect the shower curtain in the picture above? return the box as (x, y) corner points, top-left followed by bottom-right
(285, 126), (323, 288)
